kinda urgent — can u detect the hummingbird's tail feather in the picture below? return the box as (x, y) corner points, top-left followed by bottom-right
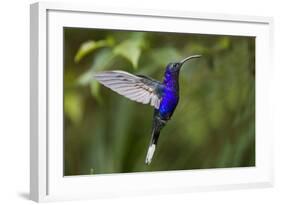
(145, 144), (156, 165)
(145, 127), (160, 165)
(145, 116), (166, 165)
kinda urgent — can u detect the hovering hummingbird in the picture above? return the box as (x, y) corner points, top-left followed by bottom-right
(93, 55), (201, 165)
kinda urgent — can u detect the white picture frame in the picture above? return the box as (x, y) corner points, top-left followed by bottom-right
(30, 2), (274, 202)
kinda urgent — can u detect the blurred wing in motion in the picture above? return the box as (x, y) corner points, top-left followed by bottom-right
(94, 71), (163, 109)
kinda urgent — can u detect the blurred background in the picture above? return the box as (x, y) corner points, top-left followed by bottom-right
(63, 27), (255, 176)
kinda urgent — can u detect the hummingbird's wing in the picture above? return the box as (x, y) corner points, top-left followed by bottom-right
(93, 70), (163, 109)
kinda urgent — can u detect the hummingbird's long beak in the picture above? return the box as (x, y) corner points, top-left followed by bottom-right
(180, 55), (201, 65)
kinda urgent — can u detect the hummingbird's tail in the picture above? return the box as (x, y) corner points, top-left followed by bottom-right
(145, 116), (166, 165)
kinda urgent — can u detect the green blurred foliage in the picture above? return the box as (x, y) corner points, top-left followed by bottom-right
(63, 28), (255, 175)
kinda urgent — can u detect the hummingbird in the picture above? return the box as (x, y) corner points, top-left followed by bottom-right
(93, 55), (201, 165)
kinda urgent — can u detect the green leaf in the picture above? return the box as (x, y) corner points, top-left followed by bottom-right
(77, 69), (94, 86)
(214, 37), (230, 51)
(77, 70), (102, 102)
(74, 37), (114, 63)
(91, 49), (115, 72)
(64, 91), (83, 124)
(113, 39), (144, 69)
(90, 81), (102, 103)
(150, 47), (181, 67)
(77, 49), (116, 101)
(77, 49), (115, 85)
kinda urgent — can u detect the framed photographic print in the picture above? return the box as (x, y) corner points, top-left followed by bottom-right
(30, 2), (274, 202)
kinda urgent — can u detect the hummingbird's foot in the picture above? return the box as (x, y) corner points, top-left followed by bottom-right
(145, 144), (156, 165)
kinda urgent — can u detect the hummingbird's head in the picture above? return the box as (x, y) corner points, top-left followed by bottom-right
(167, 55), (201, 73)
